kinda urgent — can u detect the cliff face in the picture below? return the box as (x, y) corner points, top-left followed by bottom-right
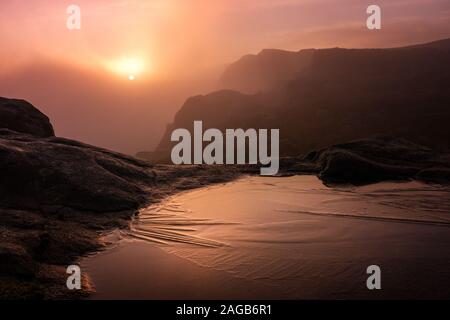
(151, 39), (450, 163)
(219, 38), (450, 95)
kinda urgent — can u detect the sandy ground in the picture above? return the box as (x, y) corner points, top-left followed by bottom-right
(82, 176), (450, 299)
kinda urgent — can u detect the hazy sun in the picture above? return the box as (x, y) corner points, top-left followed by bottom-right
(106, 57), (146, 80)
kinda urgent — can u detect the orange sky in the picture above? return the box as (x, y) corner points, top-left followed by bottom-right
(1, 0), (449, 153)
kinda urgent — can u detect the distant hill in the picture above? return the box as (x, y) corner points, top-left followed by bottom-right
(148, 38), (450, 163)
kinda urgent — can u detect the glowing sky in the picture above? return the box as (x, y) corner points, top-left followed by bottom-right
(0, 0), (449, 153)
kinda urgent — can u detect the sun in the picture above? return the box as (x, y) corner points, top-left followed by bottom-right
(106, 57), (146, 80)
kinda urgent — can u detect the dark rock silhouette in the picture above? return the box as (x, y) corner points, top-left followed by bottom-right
(416, 166), (450, 184)
(0, 129), (154, 213)
(0, 97), (54, 137)
(282, 137), (450, 185)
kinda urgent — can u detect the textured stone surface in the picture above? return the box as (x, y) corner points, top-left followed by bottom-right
(0, 97), (54, 137)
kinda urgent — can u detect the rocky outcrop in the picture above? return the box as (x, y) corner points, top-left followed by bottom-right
(283, 137), (450, 185)
(416, 166), (450, 184)
(0, 97), (54, 137)
(0, 129), (155, 214)
(0, 98), (156, 298)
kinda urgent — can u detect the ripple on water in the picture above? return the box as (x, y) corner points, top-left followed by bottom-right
(114, 176), (450, 299)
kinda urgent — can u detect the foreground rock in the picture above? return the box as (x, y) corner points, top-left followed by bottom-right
(0, 129), (239, 299)
(282, 137), (450, 185)
(0, 130), (155, 213)
(0, 98), (54, 138)
(0, 98), (240, 299)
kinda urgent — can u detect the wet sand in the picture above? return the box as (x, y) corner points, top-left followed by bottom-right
(82, 176), (450, 299)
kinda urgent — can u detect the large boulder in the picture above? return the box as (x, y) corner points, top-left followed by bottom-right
(0, 97), (157, 213)
(0, 97), (54, 137)
(416, 166), (450, 184)
(286, 137), (450, 185)
(0, 130), (155, 213)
